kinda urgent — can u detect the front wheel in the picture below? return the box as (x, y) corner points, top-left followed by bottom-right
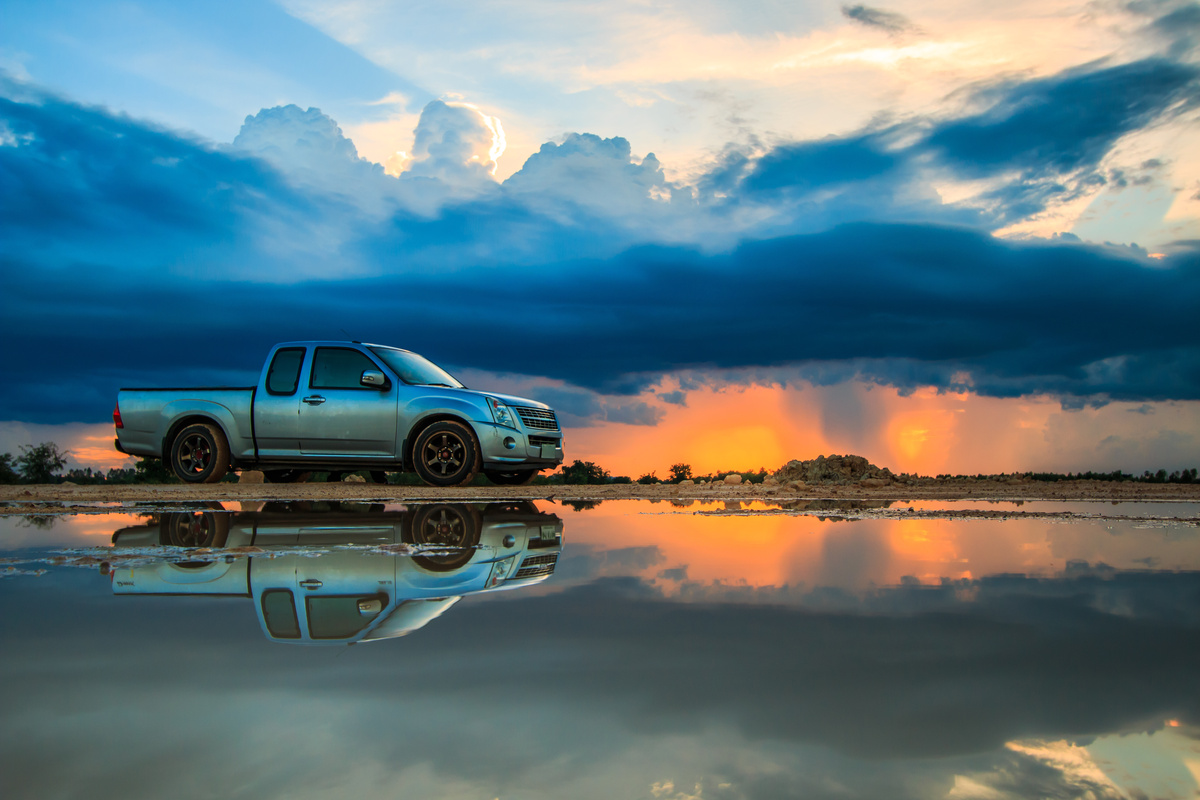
(484, 469), (538, 486)
(169, 423), (231, 484)
(413, 421), (480, 487)
(408, 504), (481, 571)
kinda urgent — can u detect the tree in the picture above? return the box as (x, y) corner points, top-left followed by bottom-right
(636, 471), (658, 484)
(561, 460), (610, 485)
(0, 453), (18, 484)
(669, 463), (693, 483)
(16, 442), (69, 484)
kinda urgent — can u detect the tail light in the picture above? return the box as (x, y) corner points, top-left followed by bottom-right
(113, 402), (123, 429)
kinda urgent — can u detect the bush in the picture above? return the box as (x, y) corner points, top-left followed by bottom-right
(636, 472), (658, 484)
(560, 460), (610, 485)
(133, 457), (179, 484)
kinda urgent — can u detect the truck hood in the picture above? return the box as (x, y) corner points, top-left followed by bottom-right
(438, 387), (551, 411)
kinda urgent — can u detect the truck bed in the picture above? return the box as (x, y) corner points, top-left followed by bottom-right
(116, 387), (258, 461)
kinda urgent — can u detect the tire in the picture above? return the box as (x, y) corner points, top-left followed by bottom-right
(408, 504), (481, 571)
(484, 468), (538, 486)
(159, 510), (230, 548)
(263, 469), (311, 484)
(413, 421), (481, 487)
(170, 423), (231, 484)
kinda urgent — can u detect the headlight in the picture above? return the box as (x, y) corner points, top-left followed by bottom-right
(487, 556), (516, 588)
(487, 397), (518, 428)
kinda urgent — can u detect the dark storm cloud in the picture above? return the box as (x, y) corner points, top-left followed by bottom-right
(924, 59), (1198, 176)
(5, 220), (1200, 421)
(734, 57), (1200, 226)
(840, 4), (917, 34)
(4, 55), (1200, 423)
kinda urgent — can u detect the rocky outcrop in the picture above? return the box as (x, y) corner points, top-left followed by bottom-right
(774, 454), (895, 485)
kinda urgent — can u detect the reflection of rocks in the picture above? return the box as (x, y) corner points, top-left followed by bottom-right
(698, 499), (894, 518)
(776, 499), (894, 518)
(775, 454), (895, 485)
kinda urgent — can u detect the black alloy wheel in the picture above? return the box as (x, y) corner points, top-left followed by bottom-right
(159, 510), (230, 548)
(413, 421), (480, 487)
(170, 423), (231, 483)
(408, 504), (481, 571)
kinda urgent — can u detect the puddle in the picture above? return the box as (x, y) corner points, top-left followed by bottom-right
(1, 500), (1197, 798)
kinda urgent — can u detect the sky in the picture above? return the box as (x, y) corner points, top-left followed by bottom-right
(2, 0), (1199, 476)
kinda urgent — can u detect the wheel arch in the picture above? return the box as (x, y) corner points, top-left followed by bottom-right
(403, 412), (479, 470)
(161, 413), (232, 460)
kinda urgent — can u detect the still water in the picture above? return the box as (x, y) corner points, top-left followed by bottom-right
(2, 500), (1198, 799)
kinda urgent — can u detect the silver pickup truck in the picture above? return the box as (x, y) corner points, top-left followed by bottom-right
(108, 502), (564, 645)
(113, 341), (564, 486)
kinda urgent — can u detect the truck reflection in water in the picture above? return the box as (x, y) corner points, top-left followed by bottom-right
(109, 502), (563, 645)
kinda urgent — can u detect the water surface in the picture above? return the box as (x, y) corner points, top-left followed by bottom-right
(2, 500), (1198, 799)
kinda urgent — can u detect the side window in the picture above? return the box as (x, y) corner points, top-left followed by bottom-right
(266, 348), (305, 395)
(310, 348), (381, 390)
(261, 590), (300, 639)
(307, 595), (385, 639)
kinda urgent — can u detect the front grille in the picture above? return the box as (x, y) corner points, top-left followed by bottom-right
(516, 406), (559, 431)
(529, 435), (560, 448)
(514, 552), (559, 579)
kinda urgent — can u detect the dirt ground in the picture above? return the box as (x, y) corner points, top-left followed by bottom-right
(3, 477), (1200, 517)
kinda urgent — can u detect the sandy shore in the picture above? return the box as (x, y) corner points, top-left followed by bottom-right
(3, 478), (1200, 516)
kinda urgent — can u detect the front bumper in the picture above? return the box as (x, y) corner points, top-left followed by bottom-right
(470, 420), (565, 470)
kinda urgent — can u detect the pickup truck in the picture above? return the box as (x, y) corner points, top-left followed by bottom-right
(108, 501), (564, 645)
(113, 341), (565, 486)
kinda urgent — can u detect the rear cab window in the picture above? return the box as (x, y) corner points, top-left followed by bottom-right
(261, 589), (301, 639)
(266, 348), (306, 395)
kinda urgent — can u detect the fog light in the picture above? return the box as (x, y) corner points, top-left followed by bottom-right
(503, 534), (516, 548)
(503, 436), (516, 450)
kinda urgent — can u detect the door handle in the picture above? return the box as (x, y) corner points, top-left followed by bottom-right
(299, 578), (323, 590)
(302, 396), (326, 405)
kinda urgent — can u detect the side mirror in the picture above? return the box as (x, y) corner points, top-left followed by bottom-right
(360, 370), (389, 389)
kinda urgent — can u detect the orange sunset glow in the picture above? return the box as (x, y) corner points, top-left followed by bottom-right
(564, 381), (1200, 478)
(555, 500), (1200, 591)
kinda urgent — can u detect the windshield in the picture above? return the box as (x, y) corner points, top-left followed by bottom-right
(368, 347), (465, 388)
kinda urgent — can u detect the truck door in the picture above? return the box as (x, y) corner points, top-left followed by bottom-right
(299, 347), (399, 457)
(254, 346), (306, 457)
(253, 519), (399, 643)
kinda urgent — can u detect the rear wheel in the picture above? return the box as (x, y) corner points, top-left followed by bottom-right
(159, 510), (230, 548)
(413, 421), (480, 487)
(169, 423), (230, 484)
(484, 468), (538, 486)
